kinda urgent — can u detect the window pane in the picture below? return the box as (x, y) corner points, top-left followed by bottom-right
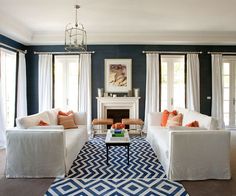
(224, 101), (229, 113)
(54, 56), (79, 111)
(173, 60), (185, 108)
(224, 113), (229, 126)
(223, 63), (230, 75)
(223, 88), (229, 100)
(0, 49), (16, 128)
(160, 55), (185, 110)
(223, 76), (230, 88)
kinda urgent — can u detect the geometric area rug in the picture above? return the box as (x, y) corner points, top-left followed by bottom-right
(45, 136), (188, 196)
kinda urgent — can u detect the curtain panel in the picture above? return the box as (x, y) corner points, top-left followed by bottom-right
(186, 53), (200, 112)
(144, 53), (160, 129)
(211, 54), (224, 128)
(17, 52), (27, 117)
(78, 53), (92, 126)
(38, 54), (52, 112)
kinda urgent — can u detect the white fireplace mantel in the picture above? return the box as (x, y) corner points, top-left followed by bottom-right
(96, 97), (140, 119)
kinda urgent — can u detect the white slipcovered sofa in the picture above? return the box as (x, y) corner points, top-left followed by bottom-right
(6, 108), (88, 178)
(147, 108), (231, 181)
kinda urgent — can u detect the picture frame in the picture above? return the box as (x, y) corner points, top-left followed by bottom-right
(104, 59), (132, 93)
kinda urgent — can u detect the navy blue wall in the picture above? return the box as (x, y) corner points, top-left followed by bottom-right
(3, 34), (236, 120)
(25, 44), (236, 119)
(0, 34), (26, 51)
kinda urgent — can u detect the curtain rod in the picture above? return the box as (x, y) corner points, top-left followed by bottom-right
(208, 52), (236, 55)
(142, 51), (202, 54)
(34, 51), (95, 55)
(0, 42), (27, 54)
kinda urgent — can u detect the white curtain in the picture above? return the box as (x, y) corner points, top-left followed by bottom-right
(17, 52), (27, 117)
(38, 54), (52, 112)
(186, 53), (200, 112)
(78, 54), (91, 126)
(0, 58), (6, 147)
(211, 54), (224, 128)
(144, 53), (160, 128)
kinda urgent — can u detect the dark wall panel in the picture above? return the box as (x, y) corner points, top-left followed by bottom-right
(25, 44), (236, 119)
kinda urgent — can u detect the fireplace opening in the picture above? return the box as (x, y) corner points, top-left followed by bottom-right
(107, 109), (129, 124)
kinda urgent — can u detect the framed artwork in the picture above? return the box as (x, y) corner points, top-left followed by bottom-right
(104, 59), (132, 92)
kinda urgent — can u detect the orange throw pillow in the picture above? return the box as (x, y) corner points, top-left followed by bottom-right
(161, 110), (178, 127)
(58, 110), (73, 116)
(161, 110), (169, 126)
(166, 113), (183, 126)
(185, 121), (199, 127)
(38, 120), (49, 126)
(58, 114), (77, 129)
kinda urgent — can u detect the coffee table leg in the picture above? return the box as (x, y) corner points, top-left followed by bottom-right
(106, 145), (109, 164)
(127, 144), (129, 165)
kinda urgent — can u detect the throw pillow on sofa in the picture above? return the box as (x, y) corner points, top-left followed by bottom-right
(57, 111), (77, 129)
(58, 114), (77, 129)
(38, 120), (49, 126)
(185, 120), (199, 127)
(166, 113), (183, 126)
(161, 110), (178, 126)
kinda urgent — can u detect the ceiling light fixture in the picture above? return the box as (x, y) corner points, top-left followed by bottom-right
(65, 4), (87, 51)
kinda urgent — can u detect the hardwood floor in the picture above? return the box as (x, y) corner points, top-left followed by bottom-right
(0, 131), (235, 196)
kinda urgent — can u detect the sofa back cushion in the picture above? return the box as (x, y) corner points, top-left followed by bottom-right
(176, 108), (215, 130)
(46, 108), (60, 125)
(73, 112), (87, 125)
(16, 111), (50, 129)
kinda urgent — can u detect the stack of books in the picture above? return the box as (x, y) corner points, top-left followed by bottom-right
(112, 129), (124, 137)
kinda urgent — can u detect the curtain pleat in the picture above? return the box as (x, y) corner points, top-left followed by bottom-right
(144, 53), (160, 128)
(211, 54), (224, 128)
(38, 54), (52, 112)
(17, 52), (27, 117)
(186, 53), (200, 112)
(78, 54), (92, 126)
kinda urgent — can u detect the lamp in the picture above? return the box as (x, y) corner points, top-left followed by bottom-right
(65, 4), (87, 51)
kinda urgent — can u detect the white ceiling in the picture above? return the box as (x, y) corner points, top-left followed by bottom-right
(1, 0), (236, 45)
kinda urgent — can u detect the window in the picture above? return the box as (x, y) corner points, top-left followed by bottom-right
(0, 49), (17, 128)
(54, 55), (79, 111)
(223, 56), (236, 127)
(160, 55), (185, 111)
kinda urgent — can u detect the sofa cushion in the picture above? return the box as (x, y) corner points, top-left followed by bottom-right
(38, 120), (49, 126)
(74, 112), (87, 125)
(46, 108), (60, 125)
(169, 126), (207, 131)
(29, 125), (64, 130)
(176, 108), (213, 130)
(166, 113), (183, 126)
(16, 111), (50, 129)
(185, 121), (199, 127)
(58, 114), (77, 129)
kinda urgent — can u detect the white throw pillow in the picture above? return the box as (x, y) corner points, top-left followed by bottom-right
(16, 111), (50, 129)
(46, 108), (60, 125)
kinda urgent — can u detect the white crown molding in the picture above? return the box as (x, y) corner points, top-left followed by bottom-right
(29, 31), (236, 45)
(0, 12), (32, 45)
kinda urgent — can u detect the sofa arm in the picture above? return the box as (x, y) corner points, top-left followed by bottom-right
(74, 112), (87, 125)
(168, 130), (231, 180)
(148, 112), (162, 126)
(6, 129), (66, 178)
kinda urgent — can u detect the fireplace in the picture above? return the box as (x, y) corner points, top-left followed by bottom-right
(96, 97), (140, 129)
(107, 109), (129, 123)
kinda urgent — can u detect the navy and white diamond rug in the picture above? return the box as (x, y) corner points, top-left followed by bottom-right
(45, 136), (188, 196)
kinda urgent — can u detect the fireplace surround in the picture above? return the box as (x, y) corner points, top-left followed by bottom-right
(96, 97), (140, 120)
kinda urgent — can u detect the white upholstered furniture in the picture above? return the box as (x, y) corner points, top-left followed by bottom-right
(6, 109), (88, 178)
(147, 108), (231, 181)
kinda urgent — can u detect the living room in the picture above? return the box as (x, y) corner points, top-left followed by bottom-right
(0, 0), (236, 195)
